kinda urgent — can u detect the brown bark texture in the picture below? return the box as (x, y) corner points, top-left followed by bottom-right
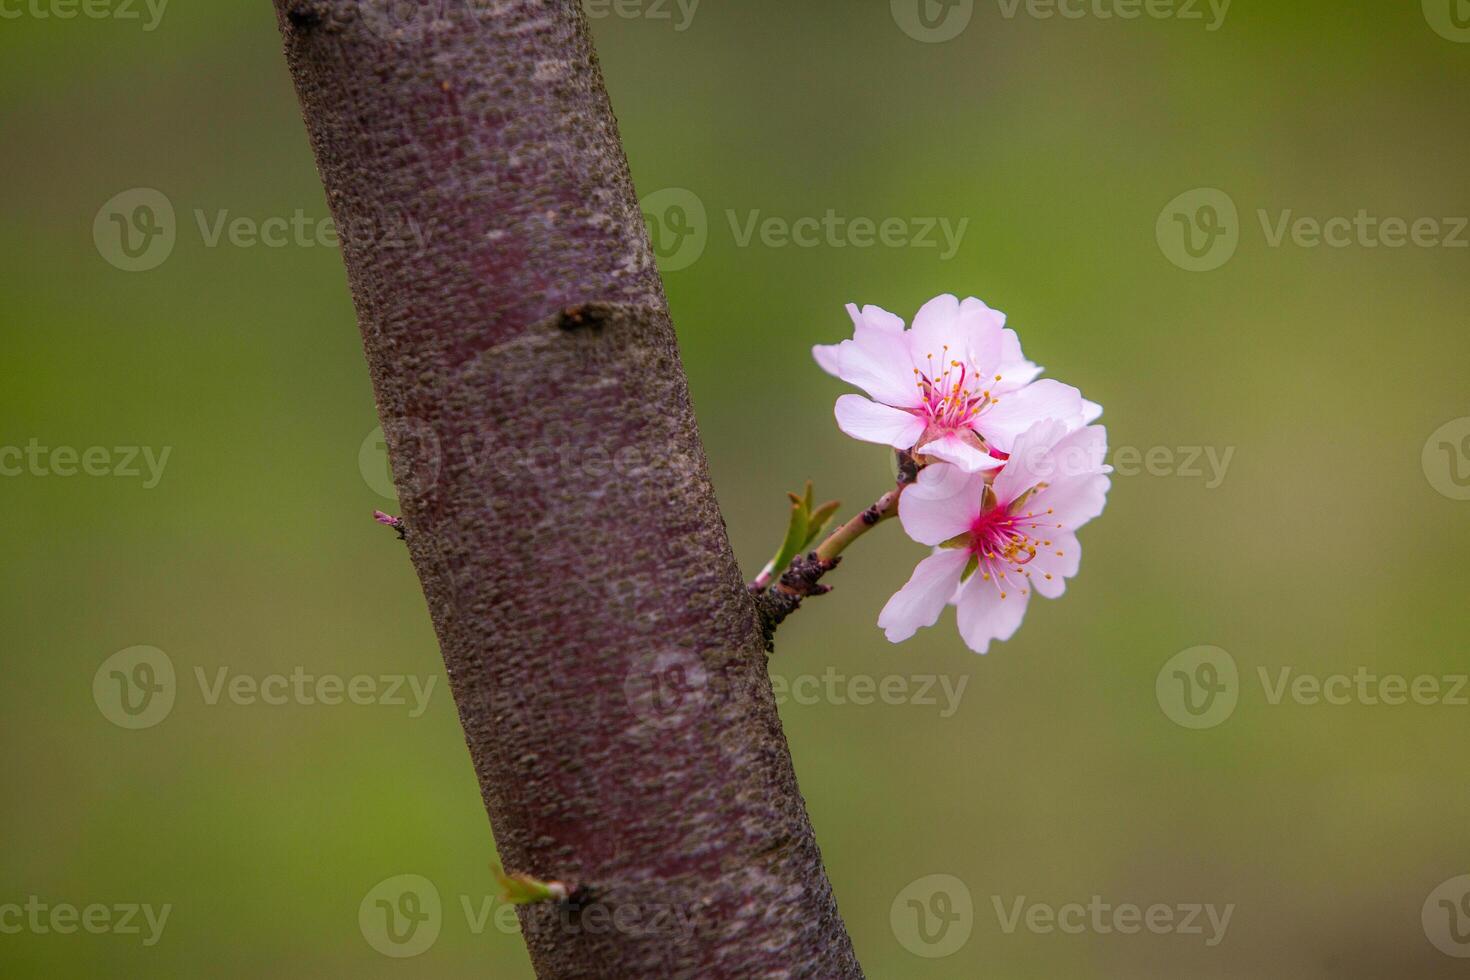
(270, 1), (863, 976)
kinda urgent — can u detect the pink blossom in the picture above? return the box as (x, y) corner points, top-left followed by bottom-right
(813, 295), (1101, 471)
(878, 420), (1111, 654)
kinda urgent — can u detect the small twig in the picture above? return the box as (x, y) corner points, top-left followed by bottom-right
(752, 552), (841, 651)
(812, 487), (900, 562)
(748, 562), (779, 594)
(747, 481), (841, 594)
(753, 451), (920, 650)
(493, 863), (589, 908)
(374, 510), (407, 541)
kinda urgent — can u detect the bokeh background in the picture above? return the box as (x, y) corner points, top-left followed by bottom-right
(4, 1), (1470, 976)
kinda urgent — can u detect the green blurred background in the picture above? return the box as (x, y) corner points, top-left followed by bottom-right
(3, 1), (1469, 976)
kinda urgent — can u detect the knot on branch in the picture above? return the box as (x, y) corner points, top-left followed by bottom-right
(754, 552), (841, 652)
(896, 448), (920, 486)
(283, 1), (333, 31)
(558, 303), (613, 331)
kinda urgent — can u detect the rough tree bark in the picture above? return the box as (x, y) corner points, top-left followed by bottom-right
(271, 2), (863, 976)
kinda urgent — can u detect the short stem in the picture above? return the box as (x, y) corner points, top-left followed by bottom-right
(748, 561), (779, 593)
(812, 488), (901, 564)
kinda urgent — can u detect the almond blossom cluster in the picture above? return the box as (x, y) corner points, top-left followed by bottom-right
(813, 295), (1110, 654)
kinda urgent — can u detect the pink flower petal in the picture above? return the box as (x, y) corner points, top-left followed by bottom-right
(834, 395), (927, 449)
(898, 463), (987, 545)
(1050, 423), (1109, 468)
(1012, 423), (1111, 529)
(878, 548), (971, 643)
(848, 303), (905, 337)
(994, 328), (1043, 391)
(816, 305), (905, 380)
(993, 418), (1073, 503)
(920, 433), (1005, 474)
(908, 294), (963, 360)
(812, 343), (843, 377)
(1033, 473), (1111, 531)
(954, 297), (1004, 371)
(960, 295), (1006, 330)
(1023, 531), (1081, 599)
(978, 379), (1086, 454)
(954, 574), (1031, 654)
(830, 336), (919, 407)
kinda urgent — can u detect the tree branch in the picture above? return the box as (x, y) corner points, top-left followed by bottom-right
(271, 3), (862, 976)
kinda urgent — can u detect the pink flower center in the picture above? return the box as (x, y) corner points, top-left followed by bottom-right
(912, 347), (1000, 431)
(970, 508), (1039, 565)
(964, 497), (1064, 599)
